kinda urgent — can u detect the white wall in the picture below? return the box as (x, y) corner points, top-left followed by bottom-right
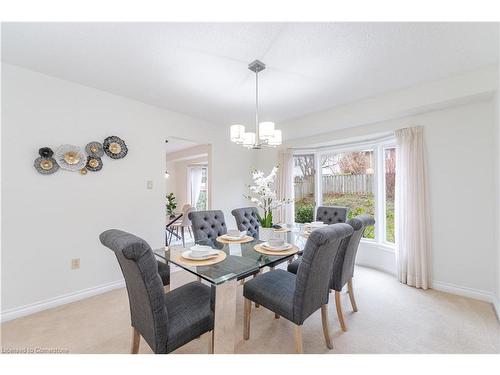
(496, 65), (500, 317)
(253, 68), (500, 306)
(1, 64), (254, 318)
(282, 99), (497, 302)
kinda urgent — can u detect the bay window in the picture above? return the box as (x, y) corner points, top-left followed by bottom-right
(293, 138), (396, 246)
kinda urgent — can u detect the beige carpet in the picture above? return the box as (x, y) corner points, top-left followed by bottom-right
(1, 266), (499, 354)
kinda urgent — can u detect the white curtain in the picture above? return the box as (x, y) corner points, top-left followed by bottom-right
(189, 166), (203, 208)
(275, 148), (295, 224)
(395, 126), (431, 290)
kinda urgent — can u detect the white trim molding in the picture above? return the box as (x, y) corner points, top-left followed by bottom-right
(432, 280), (500, 321)
(356, 241), (397, 276)
(0, 279), (125, 323)
(494, 298), (500, 322)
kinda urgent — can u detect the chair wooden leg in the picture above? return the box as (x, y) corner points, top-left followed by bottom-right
(321, 304), (333, 349)
(294, 325), (303, 354)
(208, 330), (214, 354)
(243, 298), (251, 340)
(275, 313), (280, 319)
(335, 291), (347, 332)
(164, 284), (170, 293)
(347, 278), (358, 312)
(130, 327), (140, 354)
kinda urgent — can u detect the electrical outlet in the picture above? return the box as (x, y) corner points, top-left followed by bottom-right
(146, 180), (153, 190)
(71, 258), (80, 270)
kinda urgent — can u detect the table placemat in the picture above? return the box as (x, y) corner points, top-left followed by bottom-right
(273, 228), (291, 233)
(216, 235), (254, 244)
(172, 250), (227, 266)
(254, 244), (299, 256)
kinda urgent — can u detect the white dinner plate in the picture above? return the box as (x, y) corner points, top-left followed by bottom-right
(221, 234), (246, 241)
(190, 244), (213, 252)
(260, 242), (293, 252)
(181, 250), (219, 261)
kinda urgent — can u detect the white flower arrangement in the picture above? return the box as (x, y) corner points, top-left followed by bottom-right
(244, 165), (292, 228)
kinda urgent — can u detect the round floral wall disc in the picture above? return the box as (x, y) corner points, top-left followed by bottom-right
(86, 155), (103, 171)
(103, 136), (128, 159)
(34, 157), (59, 175)
(54, 144), (87, 171)
(85, 141), (104, 157)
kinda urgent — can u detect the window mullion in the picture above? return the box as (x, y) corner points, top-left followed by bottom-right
(375, 145), (385, 244)
(314, 152), (322, 219)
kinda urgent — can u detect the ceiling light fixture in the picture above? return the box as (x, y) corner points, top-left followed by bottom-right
(230, 60), (282, 149)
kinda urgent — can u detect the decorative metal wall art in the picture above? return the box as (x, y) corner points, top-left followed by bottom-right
(54, 144), (87, 171)
(85, 141), (104, 157)
(34, 147), (59, 174)
(103, 136), (128, 159)
(86, 156), (103, 172)
(34, 136), (127, 176)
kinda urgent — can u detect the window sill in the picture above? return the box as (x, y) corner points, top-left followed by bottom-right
(360, 239), (395, 253)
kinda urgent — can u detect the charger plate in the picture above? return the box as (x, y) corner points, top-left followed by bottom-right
(273, 228), (290, 233)
(216, 235), (254, 244)
(254, 243), (299, 256)
(172, 250), (226, 266)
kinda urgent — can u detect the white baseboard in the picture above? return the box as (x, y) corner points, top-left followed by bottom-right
(431, 280), (499, 321)
(356, 241), (397, 276)
(0, 279), (125, 323)
(431, 280), (495, 302)
(492, 297), (500, 322)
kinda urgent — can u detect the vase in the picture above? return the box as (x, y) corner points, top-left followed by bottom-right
(259, 227), (274, 241)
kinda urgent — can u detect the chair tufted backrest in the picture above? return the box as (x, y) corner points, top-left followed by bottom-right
(99, 229), (168, 353)
(330, 215), (375, 291)
(231, 207), (261, 239)
(188, 210), (227, 247)
(293, 223), (354, 324)
(315, 206), (348, 224)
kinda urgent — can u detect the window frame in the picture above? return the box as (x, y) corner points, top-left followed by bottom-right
(293, 138), (396, 249)
(187, 164), (209, 211)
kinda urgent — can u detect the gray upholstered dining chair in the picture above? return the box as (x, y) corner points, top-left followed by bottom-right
(188, 210), (227, 248)
(231, 207), (261, 238)
(242, 224), (354, 353)
(315, 205), (348, 224)
(288, 215), (375, 331)
(157, 260), (170, 292)
(100, 229), (214, 354)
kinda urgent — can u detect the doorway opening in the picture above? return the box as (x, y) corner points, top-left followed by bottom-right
(165, 137), (212, 246)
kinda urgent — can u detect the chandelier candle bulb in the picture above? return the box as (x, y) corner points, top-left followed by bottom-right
(230, 124), (245, 143)
(259, 121), (275, 140)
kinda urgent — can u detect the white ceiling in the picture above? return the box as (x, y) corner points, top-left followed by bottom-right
(2, 22), (498, 126)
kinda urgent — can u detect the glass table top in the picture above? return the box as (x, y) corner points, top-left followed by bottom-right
(154, 225), (307, 285)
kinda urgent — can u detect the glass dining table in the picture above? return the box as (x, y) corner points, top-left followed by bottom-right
(153, 225), (307, 354)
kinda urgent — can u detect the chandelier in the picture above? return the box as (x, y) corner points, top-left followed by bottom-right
(230, 60), (282, 149)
